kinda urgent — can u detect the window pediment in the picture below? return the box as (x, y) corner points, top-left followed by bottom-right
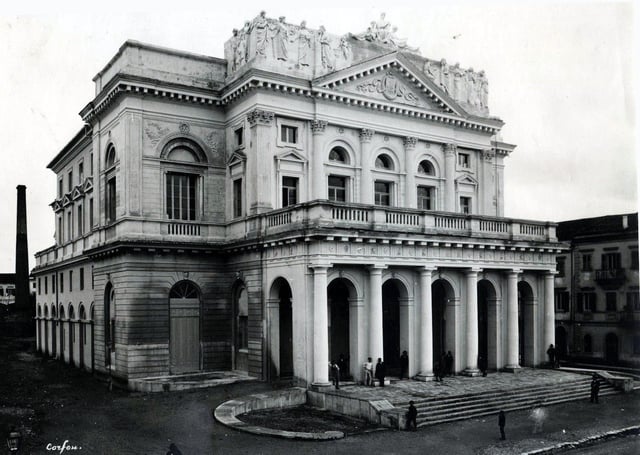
(455, 175), (478, 186)
(275, 149), (307, 164)
(227, 150), (247, 167)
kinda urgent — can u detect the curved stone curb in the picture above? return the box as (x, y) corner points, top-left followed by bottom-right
(213, 387), (345, 440)
(522, 425), (640, 454)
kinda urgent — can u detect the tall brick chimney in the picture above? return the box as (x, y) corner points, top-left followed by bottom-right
(15, 184), (29, 309)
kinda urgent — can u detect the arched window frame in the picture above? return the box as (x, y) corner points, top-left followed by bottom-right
(371, 149), (400, 207)
(325, 142), (356, 203)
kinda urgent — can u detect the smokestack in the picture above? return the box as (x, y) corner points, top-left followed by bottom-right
(15, 185), (29, 309)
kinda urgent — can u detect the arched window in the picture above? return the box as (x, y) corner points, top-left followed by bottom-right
(169, 280), (200, 299)
(59, 306), (65, 320)
(105, 144), (116, 168)
(162, 139), (205, 222)
(329, 146), (348, 164)
(44, 306), (49, 318)
(167, 147), (198, 163)
(37, 305), (42, 317)
(375, 154), (393, 170)
(69, 304), (75, 320)
(584, 334), (592, 353)
(418, 160), (435, 175)
(105, 283), (116, 361)
(79, 305), (86, 320)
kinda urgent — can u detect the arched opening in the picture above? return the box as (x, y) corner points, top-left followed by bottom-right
(555, 326), (568, 360)
(328, 279), (351, 379)
(169, 280), (202, 374)
(89, 304), (95, 372)
(605, 333), (618, 363)
(432, 279), (455, 372)
(59, 306), (66, 363)
(37, 305), (42, 352)
(417, 160), (435, 176)
(382, 279), (407, 375)
(375, 153), (394, 170)
(328, 146), (349, 164)
(79, 305), (86, 369)
(44, 306), (49, 356)
(518, 281), (535, 367)
(268, 278), (293, 379)
(105, 144), (116, 168)
(477, 280), (498, 371)
(68, 304), (75, 367)
(104, 282), (116, 369)
(233, 284), (249, 373)
(51, 305), (57, 358)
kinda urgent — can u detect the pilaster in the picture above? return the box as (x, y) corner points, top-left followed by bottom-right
(505, 270), (521, 371)
(311, 120), (328, 201)
(368, 264), (385, 364)
(416, 266), (435, 381)
(247, 109), (275, 214)
(444, 143), (457, 212)
(310, 263), (331, 387)
(404, 136), (418, 209)
(462, 267), (481, 376)
(360, 129), (374, 204)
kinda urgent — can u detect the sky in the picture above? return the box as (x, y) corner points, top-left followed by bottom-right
(0, 0), (637, 272)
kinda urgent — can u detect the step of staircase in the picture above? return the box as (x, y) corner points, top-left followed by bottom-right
(390, 377), (628, 427)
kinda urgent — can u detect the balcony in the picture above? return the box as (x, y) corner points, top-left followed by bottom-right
(227, 201), (558, 244)
(594, 268), (626, 289)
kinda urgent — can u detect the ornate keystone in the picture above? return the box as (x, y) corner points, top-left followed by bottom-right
(403, 136), (418, 149)
(359, 128), (374, 143)
(311, 120), (328, 134)
(247, 109), (275, 126)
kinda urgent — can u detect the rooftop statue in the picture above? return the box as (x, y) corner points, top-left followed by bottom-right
(353, 12), (420, 54)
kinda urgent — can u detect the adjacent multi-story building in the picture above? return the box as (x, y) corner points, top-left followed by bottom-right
(33, 13), (564, 387)
(554, 213), (639, 367)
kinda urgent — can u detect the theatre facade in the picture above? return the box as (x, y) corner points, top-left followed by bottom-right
(33, 13), (564, 387)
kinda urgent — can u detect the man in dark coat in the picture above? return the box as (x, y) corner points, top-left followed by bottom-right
(546, 344), (556, 368)
(375, 357), (386, 387)
(400, 350), (409, 379)
(498, 410), (506, 440)
(445, 351), (454, 376)
(407, 400), (418, 431)
(330, 360), (340, 390)
(338, 354), (348, 380)
(590, 375), (600, 403)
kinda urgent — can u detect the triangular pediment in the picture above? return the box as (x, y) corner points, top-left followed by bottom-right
(456, 175), (478, 186)
(275, 149), (307, 163)
(50, 200), (62, 213)
(61, 195), (72, 207)
(71, 186), (84, 200)
(83, 177), (93, 193)
(227, 150), (247, 167)
(314, 53), (466, 116)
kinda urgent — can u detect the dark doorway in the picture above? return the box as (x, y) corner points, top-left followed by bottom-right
(555, 326), (567, 361)
(518, 281), (535, 367)
(432, 281), (447, 364)
(477, 284), (489, 371)
(278, 282), (293, 377)
(605, 333), (618, 364)
(328, 279), (350, 378)
(382, 280), (401, 375)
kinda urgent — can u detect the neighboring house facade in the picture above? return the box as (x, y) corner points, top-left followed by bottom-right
(0, 273), (16, 307)
(554, 213), (639, 367)
(33, 14), (563, 387)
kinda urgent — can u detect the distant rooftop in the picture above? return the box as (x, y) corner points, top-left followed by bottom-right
(556, 213), (638, 241)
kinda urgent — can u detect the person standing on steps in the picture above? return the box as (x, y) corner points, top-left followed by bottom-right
(445, 351), (454, 376)
(546, 344), (556, 368)
(590, 374), (600, 403)
(363, 357), (374, 386)
(400, 350), (409, 379)
(375, 357), (386, 387)
(407, 400), (418, 431)
(498, 410), (506, 440)
(330, 360), (340, 390)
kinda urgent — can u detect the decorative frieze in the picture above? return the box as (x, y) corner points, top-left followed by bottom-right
(359, 128), (374, 143)
(310, 120), (328, 134)
(247, 109), (275, 126)
(403, 136), (418, 150)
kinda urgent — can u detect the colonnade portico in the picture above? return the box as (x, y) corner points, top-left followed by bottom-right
(307, 262), (558, 386)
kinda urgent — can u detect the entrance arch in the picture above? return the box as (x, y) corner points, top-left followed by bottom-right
(518, 281), (535, 366)
(51, 305), (57, 358)
(79, 305), (86, 370)
(605, 333), (618, 363)
(68, 304), (75, 367)
(432, 279), (455, 372)
(328, 278), (358, 379)
(268, 278), (294, 379)
(477, 280), (498, 371)
(232, 283), (249, 373)
(104, 282), (116, 368)
(169, 280), (202, 374)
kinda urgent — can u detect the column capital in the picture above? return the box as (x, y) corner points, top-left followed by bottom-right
(311, 120), (328, 135)
(419, 266), (437, 275)
(465, 267), (482, 275)
(403, 136), (418, 150)
(445, 143), (457, 155)
(247, 109), (275, 126)
(359, 128), (374, 143)
(309, 263), (331, 272)
(545, 270), (558, 277)
(506, 269), (522, 277)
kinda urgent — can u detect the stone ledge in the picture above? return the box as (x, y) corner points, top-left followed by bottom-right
(521, 424), (640, 455)
(213, 387), (345, 440)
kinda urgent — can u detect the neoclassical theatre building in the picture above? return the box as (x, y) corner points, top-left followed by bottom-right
(33, 13), (564, 387)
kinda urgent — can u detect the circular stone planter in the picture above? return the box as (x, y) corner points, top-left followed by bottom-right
(213, 387), (344, 440)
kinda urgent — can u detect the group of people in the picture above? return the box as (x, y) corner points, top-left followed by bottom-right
(434, 351), (455, 381)
(362, 357), (388, 387)
(546, 344), (561, 368)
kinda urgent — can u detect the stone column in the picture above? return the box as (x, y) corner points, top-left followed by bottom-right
(311, 120), (328, 201)
(368, 265), (385, 363)
(247, 109), (275, 214)
(505, 270), (521, 370)
(417, 267), (435, 380)
(544, 271), (556, 353)
(444, 143), (456, 212)
(463, 268), (481, 375)
(311, 264), (330, 386)
(404, 137), (418, 208)
(360, 129), (374, 204)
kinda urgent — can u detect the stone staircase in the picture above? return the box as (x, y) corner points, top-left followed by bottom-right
(392, 376), (623, 427)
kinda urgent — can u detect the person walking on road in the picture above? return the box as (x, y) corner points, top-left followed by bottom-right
(407, 400), (418, 431)
(498, 410), (506, 440)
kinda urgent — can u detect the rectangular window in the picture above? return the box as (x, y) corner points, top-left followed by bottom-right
(67, 211), (73, 241)
(577, 292), (596, 312)
(374, 181), (391, 206)
(460, 196), (471, 214)
(38, 278), (41, 295)
(68, 170), (73, 192)
(90, 153), (94, 176)
(556, 257), (566, 277)
(77, 205), (83, 236)
(79, 268), (84, 291)
(233, 179), (243, 218)
(417, 186), (435, 210)
(280, 125), (298, 144)
(89, 198), (94, 228)
(458, 153), (470, 168)
(78, 161), (84, 183)
(52, 274), (55, 293)
(91, 265), (94, 290)
(234, 127), (244, 147)
(69, 270), (73, 292)
(582, 254), (592, 271)
(328, 176), (347, 202)
(45, 276), (48, 295)
(58, 179), (63, 198)
(631, 250), (639, 270)
(555, 290), (570, 312)
(60, 273), (64, 294)
(166, 173), (197, 220)
(282, 176), (299, 207)
(106, 176), (116, 223)
(606, 292), (617, 311)
(57, 217), (62, 244)
(601, 252), (621, 270)
(627, 290), (640, 311)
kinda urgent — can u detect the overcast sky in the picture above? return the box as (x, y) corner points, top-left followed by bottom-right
(0, 0), (637, 272)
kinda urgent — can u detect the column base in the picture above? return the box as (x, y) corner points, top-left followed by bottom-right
(309, 381), (332, 391)
(503, 365), (522, 373)
(461, 368), (482, 377)
(414, 373), (435, 382)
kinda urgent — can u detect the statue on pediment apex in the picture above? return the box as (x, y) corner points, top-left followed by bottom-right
(352, 13), (419, 54)
(318, 26), (335, 71)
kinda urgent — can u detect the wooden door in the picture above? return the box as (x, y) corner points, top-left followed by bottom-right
(170, 298), (200, 374)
